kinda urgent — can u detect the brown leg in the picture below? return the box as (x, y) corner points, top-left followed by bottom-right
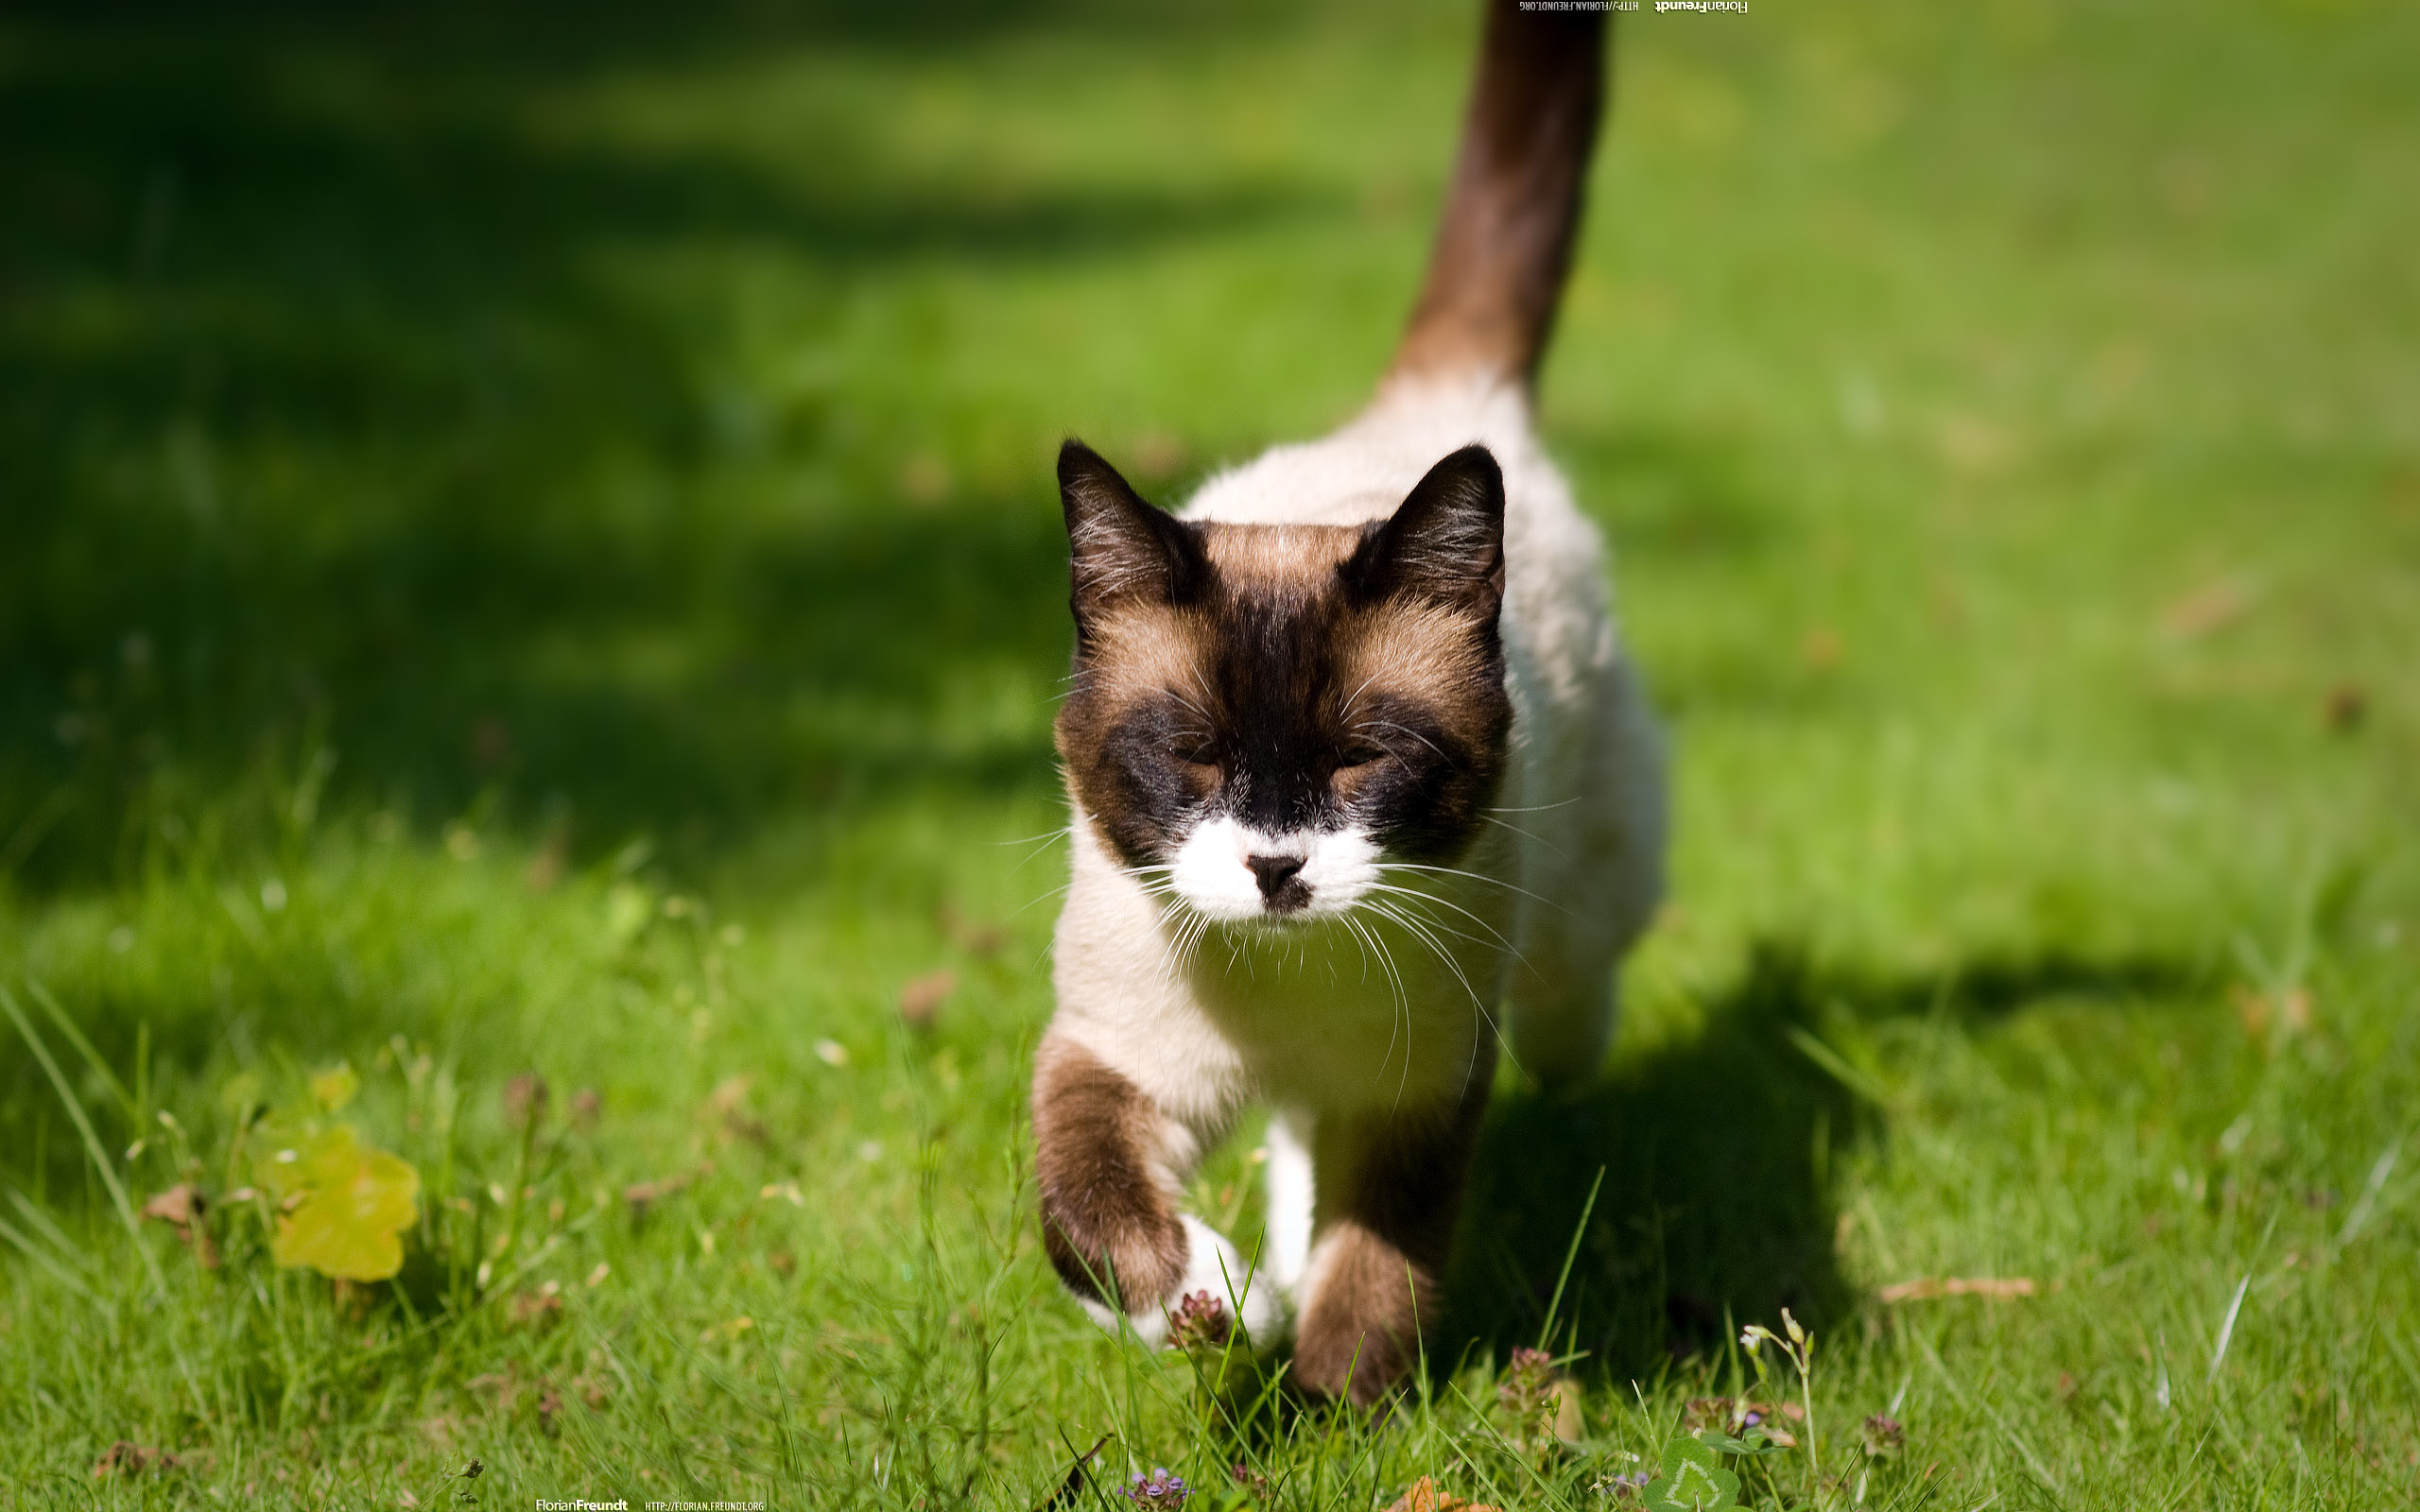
(1030, 1035), (1190, 1321)
(1292, 1079), (1490, 1404)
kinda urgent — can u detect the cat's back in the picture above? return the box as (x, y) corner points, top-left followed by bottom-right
(1183, 374), (1620, 708)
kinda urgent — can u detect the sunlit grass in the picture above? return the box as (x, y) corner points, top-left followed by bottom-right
(2, 0), (2416, 1505)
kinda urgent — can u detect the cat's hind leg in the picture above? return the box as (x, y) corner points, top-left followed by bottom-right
(1501, 659), (1666, 1091)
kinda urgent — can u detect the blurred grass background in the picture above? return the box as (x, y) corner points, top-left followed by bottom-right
(2, 0), (2416, 1505)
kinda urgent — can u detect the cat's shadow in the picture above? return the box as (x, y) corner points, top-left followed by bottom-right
(1435, 939), (2196, 1382)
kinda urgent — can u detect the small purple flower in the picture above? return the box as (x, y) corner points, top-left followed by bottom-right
(1498, 1347), (1557, 1413)
(1861, 1413), (1906, 1460)
(1166, 1291), (1233, 1352)
(1594, 1469), (1651, 1501)
(1125, 1466), (1189, 1509)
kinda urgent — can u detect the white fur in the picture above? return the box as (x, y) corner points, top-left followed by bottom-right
(1076, 1214), (1281, 1346)
(1169, 816), (1383, 921)
(1263, 1112), (1316, 1291)
(1050, 371), (1668, 1338)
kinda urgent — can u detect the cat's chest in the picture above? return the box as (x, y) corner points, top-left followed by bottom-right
(1184, 908), (1510, 1109)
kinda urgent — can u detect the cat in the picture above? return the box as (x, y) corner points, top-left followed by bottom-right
(1031, 0), (1664, 1404)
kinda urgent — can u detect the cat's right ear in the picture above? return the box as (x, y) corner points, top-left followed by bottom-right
(1060, 439), (1207, 627)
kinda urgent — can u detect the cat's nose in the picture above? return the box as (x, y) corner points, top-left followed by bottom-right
(1245, 853), (1307, 902)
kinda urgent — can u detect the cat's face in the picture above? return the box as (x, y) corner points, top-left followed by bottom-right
(1053, 440), (1512, 924)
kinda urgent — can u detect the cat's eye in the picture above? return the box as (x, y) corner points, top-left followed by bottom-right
(1335, 744), (1388, 769)
(1173, 747), (1219, 769)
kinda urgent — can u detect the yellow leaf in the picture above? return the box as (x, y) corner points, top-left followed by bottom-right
(264, 1125), (422, 1281)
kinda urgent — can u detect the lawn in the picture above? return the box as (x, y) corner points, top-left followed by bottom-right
(3, 0), (2416, 1505)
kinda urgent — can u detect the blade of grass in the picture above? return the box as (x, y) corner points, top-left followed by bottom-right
(0, 1211), (97, 1301)
(2334, 1132), (2405, 1249)
(2206, 1272), (2252, 1384)
(1, 982), (167, 1299)
(1536, 1164), (1604, 1351)
(27, 977), (137, 1125)
(8, 1186), (98, 1276)
(1912, 1328), (2063, 1496)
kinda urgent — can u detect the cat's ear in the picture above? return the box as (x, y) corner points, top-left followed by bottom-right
(1060, 440), (1208, 627)
(1340, 444), (1506, 611)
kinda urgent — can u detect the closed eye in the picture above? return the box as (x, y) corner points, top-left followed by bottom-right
(1335, 744), (1389, 769)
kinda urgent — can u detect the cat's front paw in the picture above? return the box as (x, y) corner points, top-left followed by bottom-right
(1076, 1216), (1281, 1349)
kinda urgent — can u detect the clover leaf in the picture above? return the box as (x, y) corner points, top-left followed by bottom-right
(256, 1124), (421, 1281)
(1641, 1435), (1741, 1512)
(1697, 1428), (1787, 1458)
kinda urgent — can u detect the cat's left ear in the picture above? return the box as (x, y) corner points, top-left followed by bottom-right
(1340, 444), (1506, 612)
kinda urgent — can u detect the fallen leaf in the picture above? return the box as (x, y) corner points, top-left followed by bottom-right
(2323, 683), (2367, 733)
(255, 1125), (421, 1282)
(141, 1184), (202, 1225)
(92, 1441), (182, 1477)
(707, 1074), (752, 1114)
(504, 1073), (549, 1127)
(898, 969), (957, 1031)
(2160, 576), (2257, 639)
(147, 1180), (226, 1258)
(623, 1172), (693, 1217)
(1384, 1476), (1498, 1512)
(939, 904), (1008, 957)
(1878, 1276), (2036, 1302)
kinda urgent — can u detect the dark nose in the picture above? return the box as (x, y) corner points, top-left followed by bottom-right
(1245, 853), (1306, 902)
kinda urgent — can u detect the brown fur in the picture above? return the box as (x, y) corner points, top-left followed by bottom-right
(1389, 0), (1608, 387)
(1292, 1075), (1492, 1403)
(1054, 444), (1512, 875)
(1031, 1036), (1187, 1312)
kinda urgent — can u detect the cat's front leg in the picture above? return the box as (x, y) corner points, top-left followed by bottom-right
(1031, 1033), (1275, 1346)
(1291, 1085), (1488, 1404)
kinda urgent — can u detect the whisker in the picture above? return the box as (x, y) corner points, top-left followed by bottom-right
(1375, 861), (1578, 919)
(1478, 814), (1569, 860)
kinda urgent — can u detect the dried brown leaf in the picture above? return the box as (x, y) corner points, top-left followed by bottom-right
(898, 969), (957, 1031)
(1878, 1276), (2036, 1302)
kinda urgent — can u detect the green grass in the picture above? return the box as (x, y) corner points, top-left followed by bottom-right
(4, 0), (2417, 1504)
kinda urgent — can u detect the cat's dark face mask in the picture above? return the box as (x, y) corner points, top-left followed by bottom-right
(1052, 440), (1512, 922)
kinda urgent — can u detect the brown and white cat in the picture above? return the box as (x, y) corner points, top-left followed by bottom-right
(1032, 1), (1664, 1403)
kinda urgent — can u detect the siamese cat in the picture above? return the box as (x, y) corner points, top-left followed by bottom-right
(1033, 0), (1664, 1403)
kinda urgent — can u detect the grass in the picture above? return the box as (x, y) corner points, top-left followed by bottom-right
(3, 0), (2417, 1504)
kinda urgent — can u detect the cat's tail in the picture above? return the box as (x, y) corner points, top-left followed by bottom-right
(1385, 0), (1608, 394)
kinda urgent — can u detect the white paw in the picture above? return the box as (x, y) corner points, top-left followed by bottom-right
(1074, 1216), (1280, 1348)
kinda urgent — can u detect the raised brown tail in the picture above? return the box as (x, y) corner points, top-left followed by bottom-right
(1386, 0), (1610, 392)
